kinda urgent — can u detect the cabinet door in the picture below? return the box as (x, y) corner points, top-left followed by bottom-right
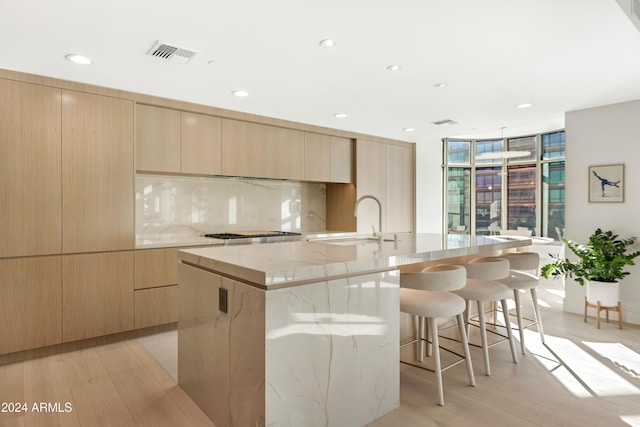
(385, 143), (414, 233)
(134, 285), (178, 329)
(62, 252), (134, 342)
(134, 248), (178, 290)
(304, 133), (352, 183)
(135, 104), (180, 172)
(181, 112), (222, 175)
(62, 90), (134, 253)
(355, 139), (386, 234)
(221, 119), (304, 179)
(0, 257), (62, 355)
(0, 79), (61, 257)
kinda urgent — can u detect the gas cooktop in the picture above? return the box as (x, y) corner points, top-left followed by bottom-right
(204, 231), (302, 240)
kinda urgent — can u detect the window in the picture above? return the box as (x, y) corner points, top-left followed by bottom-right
(443, 130), (565, 239)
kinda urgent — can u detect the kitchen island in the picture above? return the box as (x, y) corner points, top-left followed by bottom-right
(177, 234), (529, 427)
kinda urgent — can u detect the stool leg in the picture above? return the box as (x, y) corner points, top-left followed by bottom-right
(501, 299), (518, 364)
(476, 300), (491, 376)
(426, 317), (433, 357)
(417, 316), (425, 362)
(429, 317), (444, 406)
(597, 302), (601, 329)
(513, 290), (525, 354)
(464, 300), (471, 338)
(530, 288), (545, 344)
(456, 313), (475, 387)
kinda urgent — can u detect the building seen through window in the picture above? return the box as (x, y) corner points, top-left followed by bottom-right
(444, 130), (565, 240)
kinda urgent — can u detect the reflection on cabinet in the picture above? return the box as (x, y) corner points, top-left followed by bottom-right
(304, 133), (352, 183)
(62, 90), (134, 253)
(136, 105), (222, 175)
(356, 139), (413, 234)
(134, 285), (178, 329)
(134, 248), (178, 290)
(221, 119), (305, 179)
(136, 104), (181, 172)
(0, 257), (62, 355)
(0, 79), (61, 258)
(62, 252), (134, 342)
(181, 112), (222, 175)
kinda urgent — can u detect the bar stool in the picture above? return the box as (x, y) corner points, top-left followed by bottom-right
(452, 257), (518, 376)
(400, 265), (475, 406)
(496, 252), (545, 354)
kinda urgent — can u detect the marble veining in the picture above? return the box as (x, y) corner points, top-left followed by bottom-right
(136, 174), (326, 240)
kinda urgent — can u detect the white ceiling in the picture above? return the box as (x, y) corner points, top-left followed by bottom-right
(2, 0), (640, 144)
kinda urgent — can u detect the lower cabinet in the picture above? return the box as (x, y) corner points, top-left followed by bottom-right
(0, 256), (62, 355)
(134, 285), (178, 329)
(62, 251), (134, 342)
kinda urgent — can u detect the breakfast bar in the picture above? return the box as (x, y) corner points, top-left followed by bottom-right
(177, 234), (530, 427)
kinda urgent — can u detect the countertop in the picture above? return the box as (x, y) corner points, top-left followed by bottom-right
(177, 233), (531, 289)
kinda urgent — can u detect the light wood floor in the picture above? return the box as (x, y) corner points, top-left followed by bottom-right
(2, 276), (640, 427)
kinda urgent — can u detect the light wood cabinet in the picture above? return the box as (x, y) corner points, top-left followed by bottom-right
(136, 104), (181, 172)
(136, 105), (222, 175)
(221, 119), (305, 179)
(0, 256), (62, 355)
(356, 139), (414, 234)
(385, 143), (414, 233)
(356, 139), (387, 234)
(304, 132), (352, 183)
(134, 248), (178, 290)
(0, 79), (61, 258)
(62, 90), (134, 253)
(181, 112), (222, 175)
(134, 285), (178, 329)
(62, 251), (134, 342)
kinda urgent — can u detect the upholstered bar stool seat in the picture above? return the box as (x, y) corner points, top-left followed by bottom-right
(497, 252), (545, 354)
(400, 265), (475, 406)
(453, 257), (519, 376)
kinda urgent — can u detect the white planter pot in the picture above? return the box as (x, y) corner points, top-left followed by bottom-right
(586, 280), (620, 307)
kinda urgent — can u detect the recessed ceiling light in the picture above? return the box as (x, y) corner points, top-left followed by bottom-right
(516, 103), (533, 109)
(434, 82), (448, 88)
(402, 128), (415, 132)
(232, 90), (249, 97)
(65, 54), (93, 65)
(319, 39), (336, 47)
(333, 113), (347, 118)
(387, 65), (401, 71)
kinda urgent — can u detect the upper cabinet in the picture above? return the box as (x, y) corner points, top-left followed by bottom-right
(136, 104), (181, 172)
(356, 139), (414, 234)
(221, 119), (305, 180)
(135, 105), (221, 175)
(181, 112), (222, 175)
(62, 90), (134, 253)
(0, 79), (62, 258)
(304, 132), (353, 183)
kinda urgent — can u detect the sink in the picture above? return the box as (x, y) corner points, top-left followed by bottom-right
(311, 237), (396, 246)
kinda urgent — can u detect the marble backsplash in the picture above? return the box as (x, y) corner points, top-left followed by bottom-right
(136, 174), (327, 239)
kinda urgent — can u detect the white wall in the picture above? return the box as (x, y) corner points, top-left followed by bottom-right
(415, 138), (444, 233)
(564, 99), (640, 324)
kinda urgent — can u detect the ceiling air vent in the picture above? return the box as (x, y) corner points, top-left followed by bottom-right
(431, 119), (458, 126)
(147, 41), (198, 64)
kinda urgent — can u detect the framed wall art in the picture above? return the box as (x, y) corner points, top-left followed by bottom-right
(589, 164), (624, 203)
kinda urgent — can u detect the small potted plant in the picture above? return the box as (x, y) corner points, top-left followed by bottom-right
(541, 228), (640, 306)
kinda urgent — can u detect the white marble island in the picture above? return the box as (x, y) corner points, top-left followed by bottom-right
(177, 234), (529, 427)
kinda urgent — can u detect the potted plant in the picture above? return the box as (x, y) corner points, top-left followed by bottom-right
(541, 228), (640, 306)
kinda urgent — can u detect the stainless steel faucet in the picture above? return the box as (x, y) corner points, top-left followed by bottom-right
(354, 195), (383, 242)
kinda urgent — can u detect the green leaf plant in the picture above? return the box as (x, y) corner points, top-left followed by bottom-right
(541, 228), (640, 286)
